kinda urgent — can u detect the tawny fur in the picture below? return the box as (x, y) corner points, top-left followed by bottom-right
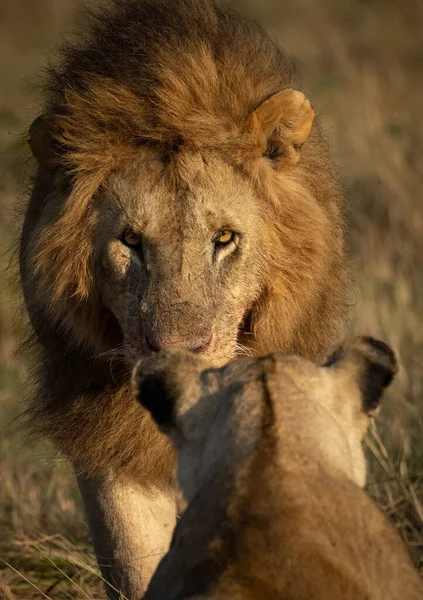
(135, 338), (423, 600)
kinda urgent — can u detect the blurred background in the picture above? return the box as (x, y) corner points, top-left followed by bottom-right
(1, 0), (422, 597)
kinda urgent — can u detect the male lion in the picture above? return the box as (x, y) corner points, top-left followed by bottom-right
(20, 0), (350, 597)
(135, 338), (423, 600)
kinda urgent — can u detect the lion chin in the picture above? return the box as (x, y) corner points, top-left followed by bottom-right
(122, 325), (248, 369)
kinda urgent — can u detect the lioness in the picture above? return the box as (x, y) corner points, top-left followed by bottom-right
(20, 0), (350, 596)
(134, 337), (423, 600)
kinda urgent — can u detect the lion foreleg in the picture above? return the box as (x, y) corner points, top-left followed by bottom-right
(76, 472), (176, 600)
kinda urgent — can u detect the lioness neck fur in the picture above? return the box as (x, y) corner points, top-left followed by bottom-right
(20, 0), (350, 596)
(135, 338), (423, 600)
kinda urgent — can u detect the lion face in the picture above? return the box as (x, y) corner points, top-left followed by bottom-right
(25, 72), (349, 365)
(134, 337), (397, 502)
(94, 149), (265, 366)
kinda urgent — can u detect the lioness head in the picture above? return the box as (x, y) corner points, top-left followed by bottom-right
(21, 0), (349, 368)
(134, 337), (397, 500)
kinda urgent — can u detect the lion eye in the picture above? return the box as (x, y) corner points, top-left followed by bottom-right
(121, 230), (142, 248)
(214, 230), (235, 247)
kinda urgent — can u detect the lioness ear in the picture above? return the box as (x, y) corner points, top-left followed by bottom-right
(323, 337), (398, 414)
(247, 89), (315, 169)
(358, 337), (398, 413)
(28, 115), (60, 169)
(132, 350), (210, 430)
(134, 369), (176, 428)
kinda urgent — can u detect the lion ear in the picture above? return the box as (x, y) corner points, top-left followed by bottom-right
(28, 115), (60, 169)
(247, 89), (315, 170)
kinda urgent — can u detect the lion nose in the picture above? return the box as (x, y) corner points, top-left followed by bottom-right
(145, 333), (212, 354)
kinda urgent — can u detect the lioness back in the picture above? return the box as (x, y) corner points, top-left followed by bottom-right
(135, 337), (423, 600)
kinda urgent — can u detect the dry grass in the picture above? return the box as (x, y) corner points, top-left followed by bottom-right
(0, 0), (422, 597)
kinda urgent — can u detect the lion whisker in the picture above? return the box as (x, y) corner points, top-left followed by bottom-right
(234, 343), (254, 357)
(97, 347), (126, 361)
